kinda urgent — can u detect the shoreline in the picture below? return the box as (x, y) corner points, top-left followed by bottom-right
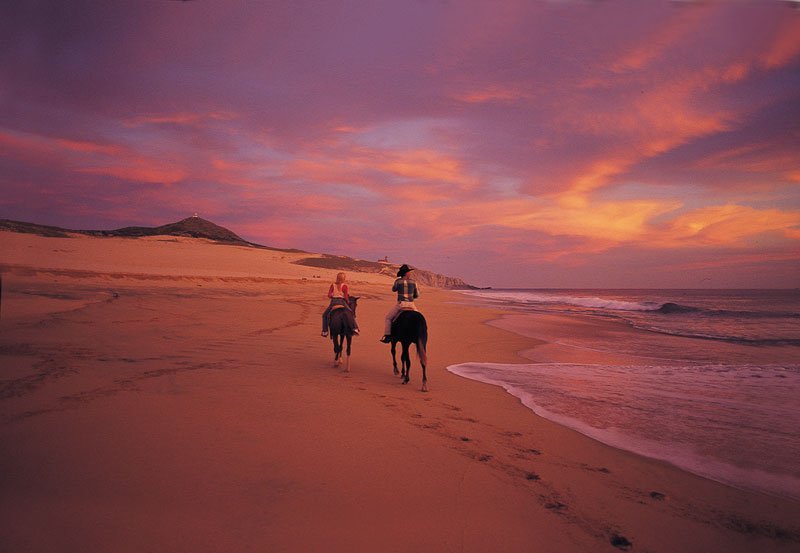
(446, 303), (800, 502)
(2, 232), (800, 552)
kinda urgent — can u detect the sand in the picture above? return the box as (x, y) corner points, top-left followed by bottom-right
(1, 231), (799, 553)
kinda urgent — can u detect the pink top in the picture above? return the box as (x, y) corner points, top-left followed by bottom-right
(328, 283), (349, 301)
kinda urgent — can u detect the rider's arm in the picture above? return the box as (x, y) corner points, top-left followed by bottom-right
(327, 284), (334, 298)
(342, 283), (350, 302)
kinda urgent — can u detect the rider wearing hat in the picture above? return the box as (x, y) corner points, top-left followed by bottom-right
(380, 264), (419, 343)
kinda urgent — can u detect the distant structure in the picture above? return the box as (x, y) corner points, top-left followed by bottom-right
(192, 213), (199, 218)
(378, 256), (390, 263)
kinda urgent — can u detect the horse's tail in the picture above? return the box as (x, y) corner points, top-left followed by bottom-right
(416, 314), (428, 366)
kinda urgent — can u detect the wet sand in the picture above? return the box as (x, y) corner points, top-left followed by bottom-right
(1, 231), (799, 552)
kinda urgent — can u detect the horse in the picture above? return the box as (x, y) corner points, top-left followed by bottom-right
(390, 310), (428, 391)
(329, 296), (358, 371)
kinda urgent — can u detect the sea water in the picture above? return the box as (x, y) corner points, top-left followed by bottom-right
(447, 289), (800, 500)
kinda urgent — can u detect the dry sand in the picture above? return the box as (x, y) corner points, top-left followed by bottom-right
(1, 232), (799, 553)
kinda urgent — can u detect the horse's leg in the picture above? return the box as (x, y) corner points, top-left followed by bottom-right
(391, 341), (399, 376)
(419, 345), (428, 392)
(401, 342), (411, 384)
(418, 338), (428, 392)
(333, 333), (341, 367)
(343, 335), (352, 372)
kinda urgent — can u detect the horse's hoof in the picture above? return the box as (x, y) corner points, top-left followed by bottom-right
(421, 383), (428, 392)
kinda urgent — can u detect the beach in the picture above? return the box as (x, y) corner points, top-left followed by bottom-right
(2, 232), (799, 553)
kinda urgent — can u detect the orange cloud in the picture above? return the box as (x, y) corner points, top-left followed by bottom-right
(400, 191), (800, 264)
(284, 145), (478, 196)
(0, 127), (190, 185)
(411, 195), (681, 247)
(376, 149), (477, 187)
(0, 128), (71, 161)
(454, 85), (531, 104)
(124, 111), (238, 127)
(557, 66), (737, 201)
(761, 16), (800, 69)
(695, 142), (800, 179)
(55, 138), (123, 156)
(656, 204), (800, 247)
(77, 161), (187, 184)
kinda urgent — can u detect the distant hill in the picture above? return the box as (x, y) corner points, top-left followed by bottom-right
(0, 216), (475, 288)
(101, 216), (251, 244)
(0, 216), (303, 252)
(0, 219), (73, 238)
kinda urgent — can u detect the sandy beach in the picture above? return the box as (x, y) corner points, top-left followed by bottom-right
(2, 232), (799, 553)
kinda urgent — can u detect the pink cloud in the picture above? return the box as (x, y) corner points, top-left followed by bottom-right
(453, 85), (532, 104)
(610, 3), (716, 73)
(761, 16), (800, 69)
(124, 111), (238, 127)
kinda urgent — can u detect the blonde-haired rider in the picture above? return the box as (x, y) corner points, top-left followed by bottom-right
(322, 272), (359, 337)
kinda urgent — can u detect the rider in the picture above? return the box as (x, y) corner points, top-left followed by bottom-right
(380, 264), (418, 343)
(322, 272), (360, 337)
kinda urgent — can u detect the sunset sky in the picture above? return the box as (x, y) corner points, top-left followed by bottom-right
(1, 1), (799, 288)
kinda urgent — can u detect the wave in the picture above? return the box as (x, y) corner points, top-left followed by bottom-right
(462, 290), (664, 312)
(630, 322), (800, 347)
(656, 302), (698, 314)
(461, 291), (799, 320)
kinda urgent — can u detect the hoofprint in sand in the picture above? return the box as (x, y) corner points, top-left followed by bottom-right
(1, 231), (799, 553)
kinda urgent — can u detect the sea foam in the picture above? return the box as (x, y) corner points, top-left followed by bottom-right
(447, 361), (800, 501)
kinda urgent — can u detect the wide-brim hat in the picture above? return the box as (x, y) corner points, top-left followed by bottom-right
(396, 264), (414, 277)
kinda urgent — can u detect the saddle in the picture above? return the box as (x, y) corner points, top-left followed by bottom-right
(390, 306), (420, 325)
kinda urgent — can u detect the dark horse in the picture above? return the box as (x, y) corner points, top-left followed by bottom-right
(390, 310), (428, 391)
(329, 296), (358, 371)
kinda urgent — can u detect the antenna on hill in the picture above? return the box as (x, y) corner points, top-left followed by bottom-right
(192, 213), (198, 218)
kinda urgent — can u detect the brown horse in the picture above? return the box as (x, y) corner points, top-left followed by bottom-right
(329, 296), (358, 371)
(390, 310), (428, 391)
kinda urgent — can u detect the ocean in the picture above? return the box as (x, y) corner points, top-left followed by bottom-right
(447, 289), (800, 500)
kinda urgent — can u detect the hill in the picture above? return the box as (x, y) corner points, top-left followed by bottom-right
(0, 217), (475, 288)
(0, 216), (302, 252)
(106, 216), (250, 244)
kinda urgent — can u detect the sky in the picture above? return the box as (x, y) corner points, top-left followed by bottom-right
(1, 1), (799, 288)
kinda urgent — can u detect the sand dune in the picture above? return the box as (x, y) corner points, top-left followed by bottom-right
(1, 231), (799, 552)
